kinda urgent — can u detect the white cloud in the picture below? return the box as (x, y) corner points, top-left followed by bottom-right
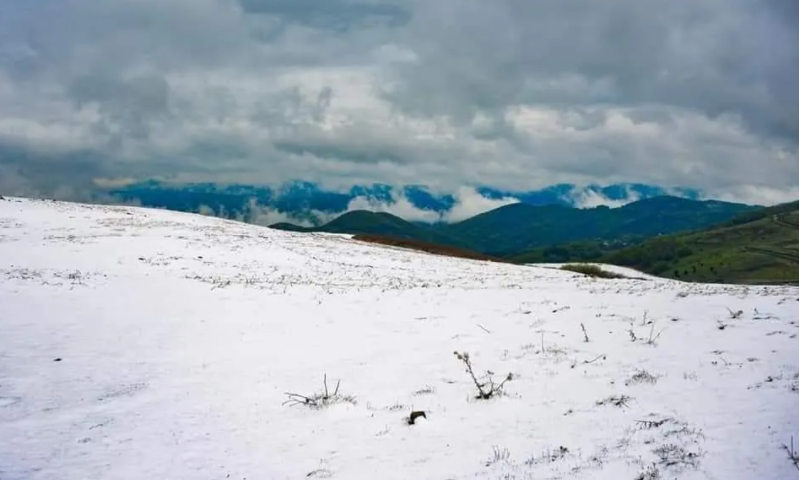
(335, 186), (520, 224)
(568, 188), (642, 209)
(443, 187), (519, 222)
(710, 186), (799, 207)
(346, 193), (442, 223)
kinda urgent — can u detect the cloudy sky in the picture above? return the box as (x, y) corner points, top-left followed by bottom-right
(1, 0), (798, 204)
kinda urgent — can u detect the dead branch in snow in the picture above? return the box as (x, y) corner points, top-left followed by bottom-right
(454, 351), (512, 400)
(283, 373), (355, 408)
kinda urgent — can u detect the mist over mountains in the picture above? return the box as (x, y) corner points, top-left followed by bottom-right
(106, 180), (704, 227)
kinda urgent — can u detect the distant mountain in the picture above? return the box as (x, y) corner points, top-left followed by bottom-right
(272, 196), (757, 258)
(439, 196), (756, 256)
(104, 180), (706, 225)
(596, 199), (799, 284)
(271, 210), (464, 246)
(478, 183), (702, 207)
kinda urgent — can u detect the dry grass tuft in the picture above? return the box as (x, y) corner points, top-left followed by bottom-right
(560, 263), (627, 279)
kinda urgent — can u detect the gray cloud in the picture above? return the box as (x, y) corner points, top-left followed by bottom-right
(238, 0), (410, 29)
(390, 0), (799, 138)
(0, 0), (797, 204)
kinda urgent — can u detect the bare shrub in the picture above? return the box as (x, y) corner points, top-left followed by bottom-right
(646, 323), (665, 346)
(653, 443), (701, 469)
(485, 446), (511, 467)
(523, 446), (570, 466)
(784, 436), (799, 472)
(580, 323), (590, 342)
(413, 385), (436, 396)
(635, 417), (674, 430)
(596, 394), (632, 408)
(626, 369), (659, 386)
(635, 463), (661, 480)
(283, 374), (356, 408)
(629, 321), (665, 346)
(454, 351), (513, 400)
(727, 307), (744, 319)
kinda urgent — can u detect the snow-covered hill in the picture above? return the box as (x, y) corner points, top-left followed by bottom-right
(1, 196), (797, 480)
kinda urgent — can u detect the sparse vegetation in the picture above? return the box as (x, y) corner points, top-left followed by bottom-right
(523, 446), (570, 466)
(653, 443), (702, 469)
(580, 323), (590, 342)
(282, 374), (356, 408)
(783, 436), (799, 472)
(413, 385), (436, 396)
(596, 394), (633, 408)
(646, 323), (666, 346)
(560, 263), (626, 279)
(635, 463), (661, 480)
(635, 418), (673, 429)
(727, 307), (744, 319)
(626, 370), (659, 386)
(454, 351), (513, 400)
(628, 320), (666, 346)
(485, 446), (512, 467)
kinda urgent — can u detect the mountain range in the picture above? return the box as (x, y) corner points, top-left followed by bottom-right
(271, 196), (757, 257)
(102, 180), (799, 285)
(273, 196), (799, 285)
(105, 180), (704, 226)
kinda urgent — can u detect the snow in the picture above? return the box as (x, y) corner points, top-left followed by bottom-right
(1, 196), (798, 480)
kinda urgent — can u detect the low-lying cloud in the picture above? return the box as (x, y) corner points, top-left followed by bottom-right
(346, 186), (519, 223)
(198, 186), (522, 227)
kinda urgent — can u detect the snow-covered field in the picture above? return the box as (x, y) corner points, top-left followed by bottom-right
(1, 196), (798, 480)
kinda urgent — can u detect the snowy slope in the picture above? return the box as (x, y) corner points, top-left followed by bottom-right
(1, 196), (798, 480)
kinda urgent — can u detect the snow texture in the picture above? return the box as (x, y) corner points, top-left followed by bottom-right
(1, 196), (798, 480)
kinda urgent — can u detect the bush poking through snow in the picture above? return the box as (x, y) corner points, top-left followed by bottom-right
(560, 264), (625, 279)
(626, 369), (659, 386)
(523, 446), (570, 466)
(727, 307), (744, 319)
(784, 436), (799, 472)
(645, 324), (666, 346)
(454, 351), (513, 400)
(628, 322), (666, 346)
(653, 443), (701, 469)
(485, 446), (511, 467)
(413, 385), (436, 396)
(596, 394), (633, 408)
(634, 463), (661, 480)
(282, 374), (356, 408)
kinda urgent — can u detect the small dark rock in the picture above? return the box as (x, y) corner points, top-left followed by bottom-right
(407, 410), (427, 425)
(53, 358), (62, 362)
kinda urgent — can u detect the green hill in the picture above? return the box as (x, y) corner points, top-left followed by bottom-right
(271, 197), (757, 258)
(269, 210), (465, 246)
(598, 205), (799, 284)
(270, 198), (799, 284)
(442, 196), (756, 257)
